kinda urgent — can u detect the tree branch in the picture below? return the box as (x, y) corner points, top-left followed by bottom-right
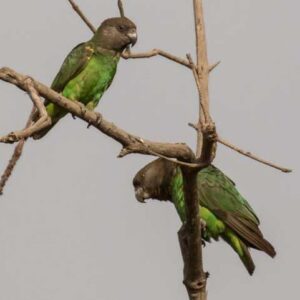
(122, 49), (191, 69)
(0, 78), (51, 143)
(0, 107), (35, 195)
(118, 0), (125, 18)
(217, 137), (292, 173)
(0, 67), (195, 162)
(67, 0), (96, 33)
(180, 166), (207, 300)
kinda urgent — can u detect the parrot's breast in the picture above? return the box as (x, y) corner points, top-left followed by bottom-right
(63, 53), (119, 106)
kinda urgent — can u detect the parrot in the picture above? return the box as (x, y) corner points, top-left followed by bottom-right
(32, 17), (137, 139)
(133, 158), (276, 275)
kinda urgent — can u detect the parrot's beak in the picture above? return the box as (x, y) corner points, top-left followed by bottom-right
(135, 187), (149, 203)
(127, 29), (137, 46)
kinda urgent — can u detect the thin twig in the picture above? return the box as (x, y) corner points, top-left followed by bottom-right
(118, 0), (125, 17)
(217, 137), (292, 173)
(186, 54), (209, 123)
(122, 49), (191, 69)
(0, 107), (35, 195)
(209, 61), (221, 72)
(67, 0), (96, 33)
(188, 123), (291, 173)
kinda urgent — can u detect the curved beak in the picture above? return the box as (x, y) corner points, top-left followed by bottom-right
(135, 187), (149, 203)
(127, 29), (137, 47)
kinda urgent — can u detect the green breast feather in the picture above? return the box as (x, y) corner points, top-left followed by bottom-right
(46, 47), (119, 121)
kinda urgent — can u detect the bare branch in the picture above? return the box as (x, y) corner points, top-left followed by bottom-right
(188, 123), (291, 173)
(0, 78), (51, 143)
(209, 61), (221, 72)
(67, 0), (96, 33)
(119, 138), (208, 168)
(217, 137), (292, 173)
(0, 67), (195, 162)
(118, 0), (125, 18)
(180, 167), (207, 300)
(186, 54), (209, 123)
(122, 49), (191, 69)
(0, 107), (35, 195)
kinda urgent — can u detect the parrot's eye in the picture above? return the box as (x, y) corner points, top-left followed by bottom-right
(118, 25), (127, 32)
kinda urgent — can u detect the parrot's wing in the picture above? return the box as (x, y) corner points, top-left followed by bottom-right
(51, 42), (94, 93)
(197, 166), (275, 257)
(198, 166), (259, 224)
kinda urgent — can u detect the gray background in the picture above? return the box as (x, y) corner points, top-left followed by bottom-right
(0, 0), (298, 299)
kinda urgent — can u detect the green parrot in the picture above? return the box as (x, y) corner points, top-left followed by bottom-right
(133, 159), (276, 275)
(32, 17), (137, 139)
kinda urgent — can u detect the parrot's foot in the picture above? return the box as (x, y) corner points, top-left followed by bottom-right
(87, 112), (102, 129)
(71, 114), (76, 120)
(178, 222), (207, 247)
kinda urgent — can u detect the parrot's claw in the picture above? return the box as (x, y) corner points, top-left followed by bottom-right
(87, 112), (102, 129)
(71, 114), (76, 120)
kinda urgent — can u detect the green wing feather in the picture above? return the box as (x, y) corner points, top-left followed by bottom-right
(197, 165), (275, 257)
(51, 42), (94, 92)
(197, 165), (259, 225)
(170, 165), (275, 274)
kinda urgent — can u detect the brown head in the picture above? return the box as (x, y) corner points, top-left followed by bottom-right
(133, 159), (177, 203)
(92, 17), (137, 52)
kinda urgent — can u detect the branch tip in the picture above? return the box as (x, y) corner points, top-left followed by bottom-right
(209, 61), (221, 72)
(67, 0), (96, 33)
(118, 0), (125, 17)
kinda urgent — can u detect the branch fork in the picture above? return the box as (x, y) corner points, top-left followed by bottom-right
(0, 77), (51, 144)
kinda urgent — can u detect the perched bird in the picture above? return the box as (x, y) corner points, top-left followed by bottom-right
(133, 158), (276, 275)
(33, 17), (137, 139)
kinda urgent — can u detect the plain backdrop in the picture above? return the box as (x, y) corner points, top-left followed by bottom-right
(0, 1), (298, 299)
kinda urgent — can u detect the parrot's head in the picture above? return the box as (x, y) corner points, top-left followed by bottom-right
(133, 159), (177, 203)
(94, 17), (137, 52)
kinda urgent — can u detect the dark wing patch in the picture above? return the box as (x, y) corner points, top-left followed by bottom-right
(215, 210), (276, 257)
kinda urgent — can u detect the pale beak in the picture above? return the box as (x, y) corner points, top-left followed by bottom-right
(127, 30), (137, 46)
(135, 187), (148, 203)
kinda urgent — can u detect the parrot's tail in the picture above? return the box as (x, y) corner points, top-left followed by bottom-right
(239, 241), (255, 275)
(222, 229), (255, 275)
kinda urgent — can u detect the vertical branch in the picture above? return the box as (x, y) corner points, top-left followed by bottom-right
(179, 1), (217, 299)
(180, 166), (207, 300)
(193, 0), (213, 160)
